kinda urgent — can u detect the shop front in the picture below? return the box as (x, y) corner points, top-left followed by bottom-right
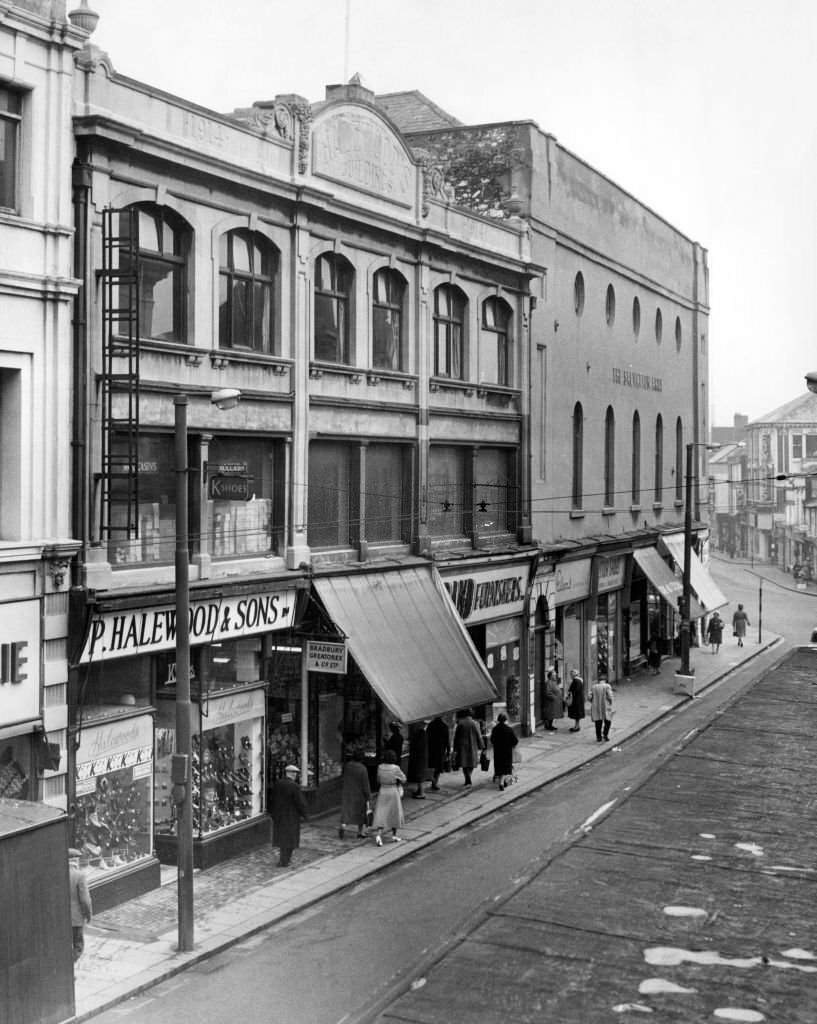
(659, 531), (728, 637)
(630, 545), (693, 665)
(438, 555), (536, 733)
(592, 551), (627, 683)
(274, 564), (499, 812)
(73, 582), (299, 905)
(0, 599), (42, 801)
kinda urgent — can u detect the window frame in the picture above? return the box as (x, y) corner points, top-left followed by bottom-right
(433, 284), (466, 380)
(604, 406), (615, 507)
(0, 85), (22, 212)
(314, 253), (353, 365)
(572, 402), (584, 509)
(480, 296), (512, 387)
(631, 411), (641, 505)
(371, 267), (406, 371)
(218, 229), (278, 354)
(123, 204), (191, 344)
(654, 414), (664, 503)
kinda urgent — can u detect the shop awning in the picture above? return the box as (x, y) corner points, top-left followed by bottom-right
(312, 566), (498, 724)
(633, 547), (704, 619)
(659, 534), (728, 614)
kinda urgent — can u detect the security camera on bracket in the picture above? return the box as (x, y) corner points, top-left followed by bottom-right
(211, 388), (241, 410)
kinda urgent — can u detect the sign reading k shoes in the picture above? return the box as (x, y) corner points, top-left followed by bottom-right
(80, 590), (298, 664)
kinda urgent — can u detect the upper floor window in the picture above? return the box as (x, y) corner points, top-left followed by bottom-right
(655, 307), (663, 344)
(675, 315), (682, 352)
(480, 297), (512, 386)
(572, 402), (583, 509)
(372, 268), (405, 371)
(314, 253), (353, 364)
(654, 413), (664, 502)
(0, 87), (21, 211)
(604, 406), (615, 506)
(573, 272), (585, 316)
(632, 296), (641, 338)
(793, 434), (803, 459)
(605, 284), (616, 326)
(631, 411), (641, 504)
(219, 230), (278, 353)
(427, 444), (516, 539)
(433, 284), (466, 379)
(121, 205), (190, 343)
(675, 418), (684, 501)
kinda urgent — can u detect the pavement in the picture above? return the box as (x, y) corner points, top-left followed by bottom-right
(71, 625), (782, 1023)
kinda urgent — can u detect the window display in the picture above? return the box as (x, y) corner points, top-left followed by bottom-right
(155, 689), (265, 838)
(73, 716), (154, 875)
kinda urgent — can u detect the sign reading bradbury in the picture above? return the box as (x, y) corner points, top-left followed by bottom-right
(443, 566), (527, 625)
(80, 590), (298, 664)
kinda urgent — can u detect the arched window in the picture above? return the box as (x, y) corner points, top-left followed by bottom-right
(372, 268), (405, 370)
(655, 307), (663, 344)
(675, 315), (682, 352)
(218, 229), (277, 352)
(433, 284), (466, 379)
(480, 296), (512, 386)
(314, 253), (353, 364)
(572, 402), (584, 509)
(632, 296), (641, 338)
(604, 406), (615, 507)
(574, 271), (585, 316)
(121, 204), (190, 342)
(675, 417), (684, 501)
(632, 411), (641, 504)
(605, 284), (616, 326)
(654, 414), (664, 503)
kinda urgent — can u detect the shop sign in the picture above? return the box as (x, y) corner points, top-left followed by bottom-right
(0, 599), (40, 727)
(596, 554), (626, 594)
(208, 475), (252, 500)
(203, 688), (265, 729)
(531, 559), (592, 609)
(306, 640), (348, 674)
(75, 715), (153, 796)
(443, 566), (527, 625)
(80, 589), (298, 664)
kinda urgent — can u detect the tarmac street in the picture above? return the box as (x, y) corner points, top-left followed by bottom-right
(70, 553), (814, 1022)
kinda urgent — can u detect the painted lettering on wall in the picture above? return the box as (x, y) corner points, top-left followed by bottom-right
(612, 367), (663, 391)
(0, 641), (28, 684)
(313, 111), (413, 205)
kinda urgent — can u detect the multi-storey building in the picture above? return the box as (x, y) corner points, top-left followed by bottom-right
(0, 1), (85, 809)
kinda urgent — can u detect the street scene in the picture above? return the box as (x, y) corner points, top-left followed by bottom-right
(3, 3), (817, 1024)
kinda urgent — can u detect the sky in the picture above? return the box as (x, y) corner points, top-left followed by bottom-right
(87, 0), (817, 425)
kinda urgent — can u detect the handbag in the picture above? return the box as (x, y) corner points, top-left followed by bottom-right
(396, 782), (404, 798)
(479, 750), (490, 772)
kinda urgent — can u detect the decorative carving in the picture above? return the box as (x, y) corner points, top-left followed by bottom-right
(293, 103), (313, 175)
(185, 353), (203, 367)
(366, 374), (380, 386)
(47, 559), (71, 589)
(414, 149), (450, 217)
(309, 366), (323, 380)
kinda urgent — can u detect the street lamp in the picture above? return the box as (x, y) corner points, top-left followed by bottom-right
(174, 388), (241, 953)
(679, 441), (720, 680)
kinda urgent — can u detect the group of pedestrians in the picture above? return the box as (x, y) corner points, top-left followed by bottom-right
(706, 604), (750, 653)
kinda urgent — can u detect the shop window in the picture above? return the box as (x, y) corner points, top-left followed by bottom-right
(372, 268), (405, 371)
(0, 737), (32, 799)
(205, 436), (284, 557)
(433, 284), (466, 379)
(307, 441), (411, 548)
(632, 411), (641, 504)
(480, 296), (511, 386)
(119, 204), (190, 343)
(604, 406), (615, 507)
(675, 417), (684, 501)
(314, 253), (353, 364)
(218, 229), (278, 354)
(572, 402), (584, 509)
(0, 86), (22, 212)
(654, 414), (664, 502)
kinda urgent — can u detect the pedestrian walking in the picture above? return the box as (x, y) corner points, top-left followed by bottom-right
(489, 712), (518, 789)
(647, 634), (662, 675)
(706, 611), (724, 654)
(338, 749), (371, 839)
(407, 721), (429, 799)
(371, 749), (406, 845)
(271, 764), (308, 867)
(543, 668), (564, 731)
(68, 847), (92, 964)
(566, 668), (586, 732)
(732, 604), (750, 647)
(384, 722), (404, 765)
(452, 707), (484, 787)
(426, 715), (450, 791)
(590, 678), (614, 742)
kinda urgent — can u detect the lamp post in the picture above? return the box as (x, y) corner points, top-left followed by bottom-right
(173, 388), (241, 953)
(679, 441), (720, 680)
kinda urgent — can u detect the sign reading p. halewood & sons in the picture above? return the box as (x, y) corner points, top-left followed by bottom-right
(79, 590), (298, 664)
(442, 566), (527, 626)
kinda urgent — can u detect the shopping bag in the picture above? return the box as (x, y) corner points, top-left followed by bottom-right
(479, 750), (490, 772)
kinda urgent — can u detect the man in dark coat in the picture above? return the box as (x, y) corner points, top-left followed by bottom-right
(407, 721), (429, 799)
(426, 716), (450, 791)
(489, 713), (518, 790)
(384, 722), (404, 766)
(271, 764), (308, 867)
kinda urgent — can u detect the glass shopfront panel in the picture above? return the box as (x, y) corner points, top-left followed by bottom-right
(73, 714), (154, 876)
(596, 592), (619, 681)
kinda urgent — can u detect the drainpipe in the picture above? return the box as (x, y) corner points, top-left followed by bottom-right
(71, 152), (92, 581)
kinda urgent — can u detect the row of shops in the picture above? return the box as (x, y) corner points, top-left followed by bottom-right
(0, 531), (725, 910)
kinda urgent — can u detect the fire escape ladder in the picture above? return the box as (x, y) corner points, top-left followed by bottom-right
(100, 206), (140, 543)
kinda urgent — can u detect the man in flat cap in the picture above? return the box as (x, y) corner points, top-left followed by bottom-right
(270, 765), (308, 867)
(68, 847), (92, 963)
